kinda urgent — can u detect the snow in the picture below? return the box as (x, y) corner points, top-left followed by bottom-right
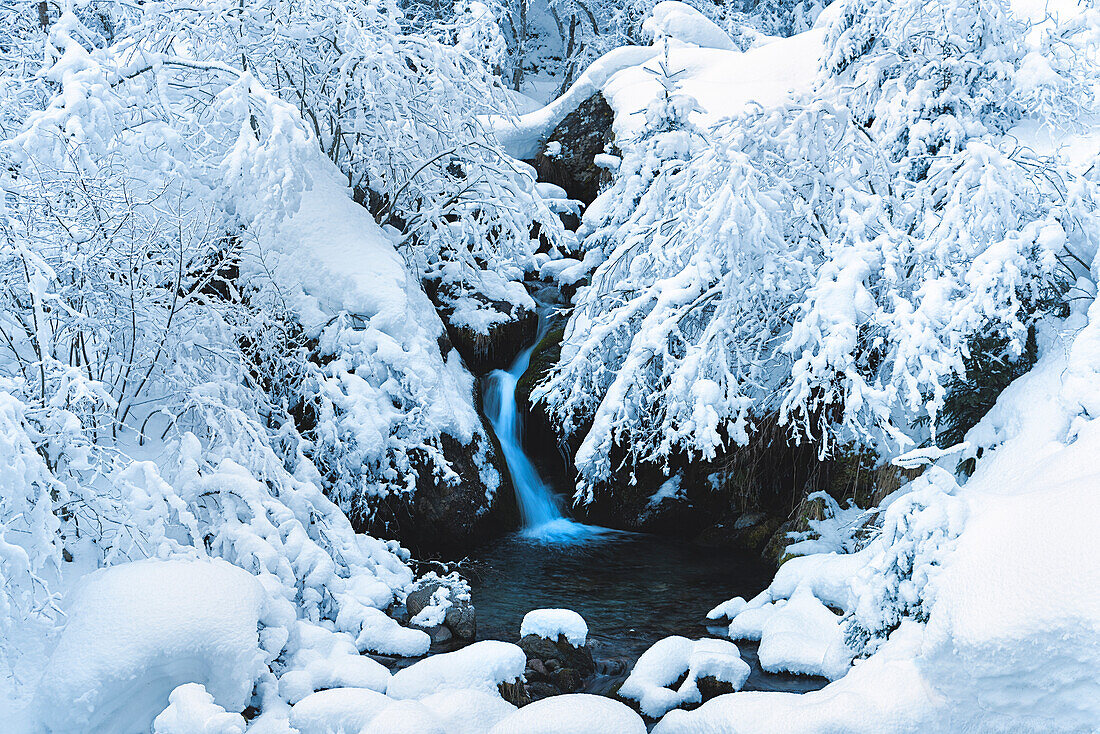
(619, 636), (749, 718)
(756, 585), (853, 680)
(660, 322), (1100, 731)
(289, 688), (395, 734)
(152, 684), (246, 734)
(278, 622), (392, 703)
(32, 559), (274, 734)
(386, 640), (527, 700)
(705, 596), (746, 621)
(492, 45), (661, 159)
(361, 700), (446, 734)
(600, 29), (825, 141)
(419, 690), (518, 734)
(641, 2), (738, 51)
(520, 608), (589, 646)
(727, 599), (786, 641)
(488, 694), (647, 734)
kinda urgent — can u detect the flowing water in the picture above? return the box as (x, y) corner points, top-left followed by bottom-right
(475, 323), (826, 697)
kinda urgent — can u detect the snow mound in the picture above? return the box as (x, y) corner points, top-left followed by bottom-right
(289, 687), (395, 734)
(33, 559), (275, 734)
(757, 585), (854, 680)
(488, 694), (646, 734)
(420, 689), (517, 734)
(361, 700), (445, 734)
(386, 640), (526, 700)
(727, 597), (786, 640)
(619, 636), (749, 718)
(152, 684), (246, 734)
(706, 596), (746, 621)
(520, 608), (589, 646)
(279, 621), (392, 703)
(642, 1), (738, 51)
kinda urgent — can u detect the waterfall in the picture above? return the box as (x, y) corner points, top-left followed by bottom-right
(483, 321), (594, 541)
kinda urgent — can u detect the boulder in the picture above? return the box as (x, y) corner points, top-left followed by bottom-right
(406, 580), (477, 643)
(533, 93), (616, 205)
(517, 633), (596, 698)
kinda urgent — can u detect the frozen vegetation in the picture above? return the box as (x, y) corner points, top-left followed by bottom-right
(1, 0), (1098, 730)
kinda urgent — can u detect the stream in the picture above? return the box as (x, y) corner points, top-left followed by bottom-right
(473, 322), (827, 697)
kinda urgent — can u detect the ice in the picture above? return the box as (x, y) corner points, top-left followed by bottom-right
(288, 687), (394, 734)
(33, 559), (275, 734)
(386, 640), (526, 700)
(488, 694), (646, 734)
(756, 585), (853, 680)
(152, 684), (246, 734)
(520, 609), (588, 646)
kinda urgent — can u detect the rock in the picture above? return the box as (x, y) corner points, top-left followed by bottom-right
(499, 679), (529, 707)
(516, 633), (595, 695)
(696, 675), (735, 701)
(445, 599), (477, 642)
(533, 93), (616, 205)
(524, 681), (560, 702)
(406, 580), (477, 643)
(434, 292), (538, 375)
(358, 430), (518, 556)
(427, 625), (453, 644)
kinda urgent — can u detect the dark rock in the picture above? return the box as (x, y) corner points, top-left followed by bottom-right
(524, 681), (561, 702)
(532, 93), (616, 205)
(499, 679), (529, 707)
(526, 658), (550, 680)
(445, 599), (477, 641)
(355, 430), (518, 556)
(427, 625), (452, 644)
(548, 667), (585, 693)
(696, 675), (736, 701)
(517, 634), (596, 678)
(405, 580), (477, 642)
(436, 292), (538, 375)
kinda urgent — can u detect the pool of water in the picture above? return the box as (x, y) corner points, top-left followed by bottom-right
(462, 528), (828, 696)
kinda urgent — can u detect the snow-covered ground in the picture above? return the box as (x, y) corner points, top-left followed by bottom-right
(3, 0), (1100, 731)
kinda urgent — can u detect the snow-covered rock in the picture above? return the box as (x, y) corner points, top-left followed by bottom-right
(520, 609), (588, 646)
(278, 621), (392, 703)
(361, 700), (445, 734)
(33, 559), (278, 734)
(288, 687), (395, 734)
(420, 689), (517, 734)
(641, 1), (738, 51)
(727, 598), (786, 641)
(706, 596), (746, 621)
(756, 585), (853, 680)
(619, 636), (749, 718)
(387, 640), (526, 700)
(152, 684), (246, 734)
(488, 694), (646, 734)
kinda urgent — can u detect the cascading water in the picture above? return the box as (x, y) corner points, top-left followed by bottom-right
(483, 321), (596, 541)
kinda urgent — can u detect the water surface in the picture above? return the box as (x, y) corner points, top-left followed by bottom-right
(465, 530), (827, 695)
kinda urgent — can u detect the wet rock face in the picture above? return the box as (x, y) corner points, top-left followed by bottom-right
(355, 431), (518, 556)
(443, 302), (539, 376)
(514, 633), (597, 702)
(533, 93), (616, 205)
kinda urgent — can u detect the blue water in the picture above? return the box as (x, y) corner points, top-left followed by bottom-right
(482, 324), (606, 542)
(476, 323), (827, 697)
